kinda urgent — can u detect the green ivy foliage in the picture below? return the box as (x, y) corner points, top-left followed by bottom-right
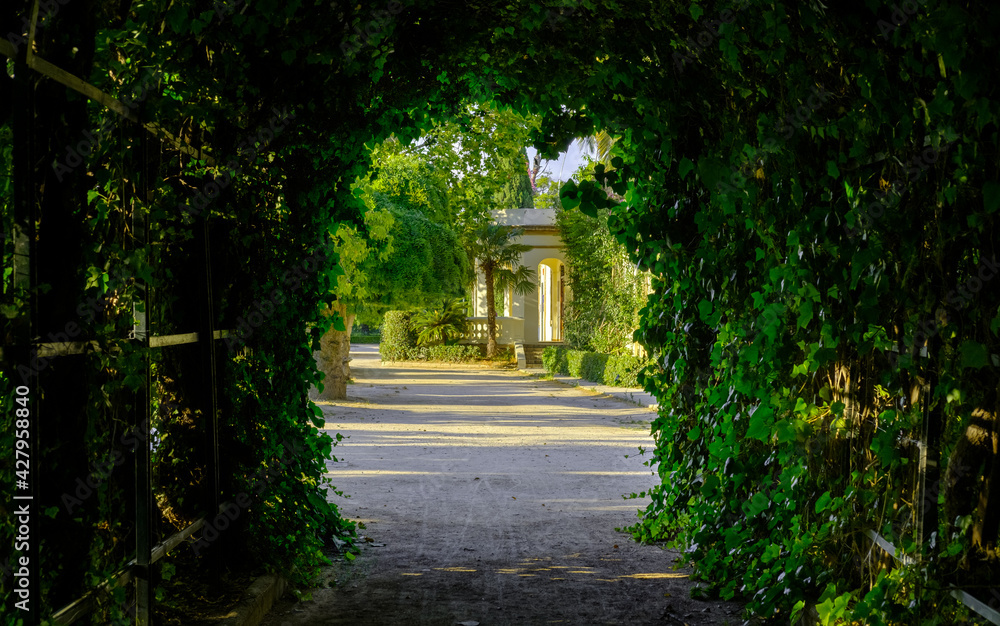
(553, 1), (1000, 621)
(556, 195), (648, 355)
(4, 0), (1000, 621)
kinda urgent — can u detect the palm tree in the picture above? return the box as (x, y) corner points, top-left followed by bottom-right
(469, 224), (536, 358)
(412, 298), (469, 346)
(580, 130), (617, 166)
(580, 130), (622, 201)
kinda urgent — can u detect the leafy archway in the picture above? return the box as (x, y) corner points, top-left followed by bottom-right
(2, 1), (999, 623)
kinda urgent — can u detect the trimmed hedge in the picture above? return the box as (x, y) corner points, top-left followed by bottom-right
(380, 311), (416, 361)
(350, 333), (381, 344)
(398, 344), (481, 362)
(541, 346), (648, 388)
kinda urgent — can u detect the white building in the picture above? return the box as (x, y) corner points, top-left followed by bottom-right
(464, 209), (570, 366)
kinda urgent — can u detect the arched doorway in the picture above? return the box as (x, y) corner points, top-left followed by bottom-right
(537, 258), (565, 342)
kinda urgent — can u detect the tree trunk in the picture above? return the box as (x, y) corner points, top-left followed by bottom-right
(316, 302), (356, 400)
(484, 264), (498, 358)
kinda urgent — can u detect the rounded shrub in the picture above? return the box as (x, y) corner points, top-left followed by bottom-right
(380, 311), (416, 361)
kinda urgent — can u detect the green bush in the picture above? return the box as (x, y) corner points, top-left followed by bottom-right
(580, 352), (610, 383)
(427, 344), (480, 362)
(542, 346), (647, 388)
(380, 311), (416, 361)
(410, 298), (469, 346)
(542, 345), (568, 373)
(603, 353), (646, 387)
(350, 333), (381, 344)
(391, 344), (480, 362)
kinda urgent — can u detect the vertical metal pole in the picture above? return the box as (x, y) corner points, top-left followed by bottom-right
(133, 125), (152, 626)
(915, 335), (941, 558)
(198, 216), (221, 569)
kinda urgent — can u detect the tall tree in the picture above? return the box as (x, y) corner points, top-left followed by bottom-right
(469, 224), (535, 358)
(494, 147), (535, 209)
(316, 150), (470, 400)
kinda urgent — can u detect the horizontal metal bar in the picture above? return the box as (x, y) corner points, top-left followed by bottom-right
(150, 517), (206, 564)
(149, 332), (200, 348)
(2, 330), (234, 360)
(28, 54), (139, 123)
(52, 502), (230, 625)
(12, 42), (213, 163)
(148, 330), (231, 347)
(867, 530), (1000, 623)
(950, 589), (1000, 625)
(37, 340), (101, 357)
(50, 507), (225, 624)
(49, 564), (132, 625)
(865, 529), (916, 565)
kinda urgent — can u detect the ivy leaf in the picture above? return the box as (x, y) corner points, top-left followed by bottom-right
(333, 313), (347, 332)
(166, 6), (188, 34)
(796, 299), (814, 329)
(698, 298), (713, 320)
(761, 543), (781, 563)
(678, 157), (695, 179)
(747, 492), (770, 517)
(700, 473), (719, 496)
(560, 180), (582, 211)
(775, 419), (797, 443)
(815, 491), (833, 514)
(984, 181), (1000, 214)
(959, 340), (989, 369)
(747, 406), (773, 441)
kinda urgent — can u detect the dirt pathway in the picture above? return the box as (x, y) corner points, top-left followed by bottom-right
(262, 346), (743, 626)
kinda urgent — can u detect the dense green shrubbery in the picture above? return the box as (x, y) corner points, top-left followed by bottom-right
(379, 311), (416, 361)
(350, 333), (381, 344)
(411, 299), (469, 346)
(381, 310), (480, 362)
(426, 344), (481, 362)
(398, 344), (482, 362)
(557, 204), (648, 355)
(542, 346), (647, 388)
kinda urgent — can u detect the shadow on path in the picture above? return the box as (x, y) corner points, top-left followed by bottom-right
(263, 346), (743, 626)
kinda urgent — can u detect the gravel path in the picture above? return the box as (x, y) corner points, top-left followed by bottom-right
(262, 346), (743, 626)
